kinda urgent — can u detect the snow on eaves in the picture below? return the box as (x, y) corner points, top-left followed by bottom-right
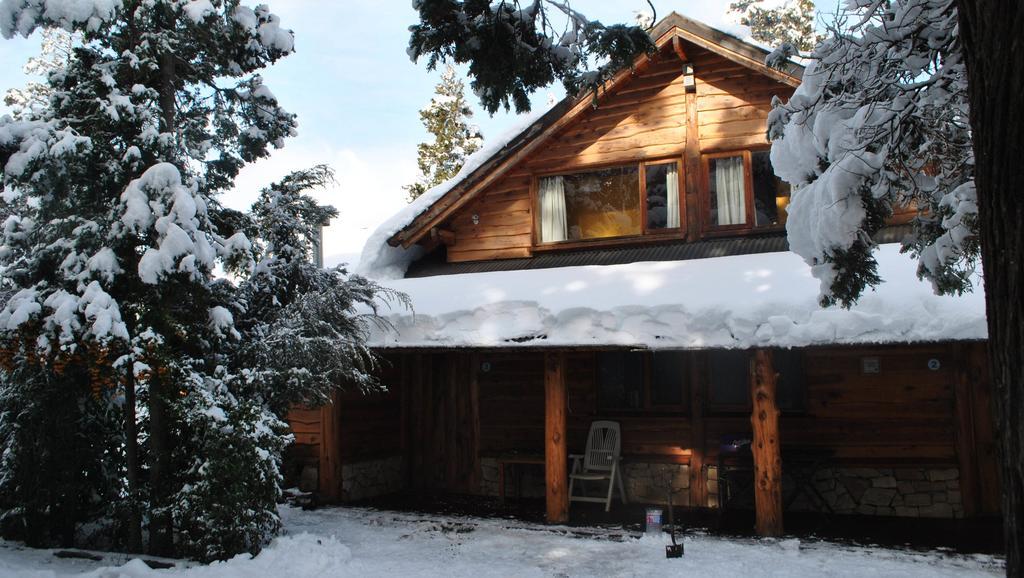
(356, 105), (551, 281)
(366, 244), (986, 350)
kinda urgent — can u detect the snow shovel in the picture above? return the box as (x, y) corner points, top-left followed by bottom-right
(665, 490), (683, 558)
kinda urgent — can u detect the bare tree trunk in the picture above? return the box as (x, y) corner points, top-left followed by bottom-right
(124, 364), (142, 553)
(954, 1), (1024, 575)
(147, 372), (174, 557)
(146, 6), (179, 558)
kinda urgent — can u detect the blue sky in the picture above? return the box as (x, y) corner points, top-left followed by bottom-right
(0, 1), (797, 265)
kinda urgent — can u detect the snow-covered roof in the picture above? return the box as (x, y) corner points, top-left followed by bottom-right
(355, 105), (551, 281)
(367, 244), (986, 350)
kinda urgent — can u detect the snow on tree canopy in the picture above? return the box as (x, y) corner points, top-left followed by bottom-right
(768, 0), (975, 306)
(120, 163), (217, 284)
(364, 245), (986, 350)
(0, 0), (120, 37)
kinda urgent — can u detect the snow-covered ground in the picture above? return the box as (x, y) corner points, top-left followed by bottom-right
(0, 506), (1004, 577)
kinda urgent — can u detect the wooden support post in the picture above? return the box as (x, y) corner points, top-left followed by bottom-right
(318, 391), (343, 502)
(953, 343), (982, 516)
(689, 354), (707, 508)
(446, 356), (458, 489)
(545, 352), (569, 524)
(468, 353), (482, 494)
(750, 349), (783, 537)
(410, 354), (425, 489)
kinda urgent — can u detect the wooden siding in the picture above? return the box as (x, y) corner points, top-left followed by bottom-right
(337, 355), (403, 463)
(471, 344), (973, 469)
(694, 45), (789, 153)
(444, 41), (795, 264)
(287, 342), (999, 514)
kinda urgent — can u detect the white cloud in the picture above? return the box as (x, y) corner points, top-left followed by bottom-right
(227, 139), (416, 268)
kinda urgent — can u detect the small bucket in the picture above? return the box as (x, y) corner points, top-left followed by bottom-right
(645, 508), (663, 536)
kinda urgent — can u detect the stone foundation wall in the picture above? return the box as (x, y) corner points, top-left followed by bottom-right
(480, 458), (693, 506)
(479, 457), (546, 498)
(341, 455), (405, 502)
(805, 467), (963, 518)
(480, 458), (962, 519)
(622, 463), (690, 506)
(712, 464), (963, 518)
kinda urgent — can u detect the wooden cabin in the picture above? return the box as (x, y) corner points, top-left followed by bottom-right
(287, 13), (999, 534)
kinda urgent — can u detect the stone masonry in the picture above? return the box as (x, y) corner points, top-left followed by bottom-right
(482, 458), (962, 519)
(711, 464), (963, 518)
(805, 467), (963, 518)
(341, 456), (404, 502)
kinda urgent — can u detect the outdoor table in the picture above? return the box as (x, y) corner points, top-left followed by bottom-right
(494, 452), (545, 502)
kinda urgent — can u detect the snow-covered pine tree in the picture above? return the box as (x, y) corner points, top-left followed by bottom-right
(168, 165), (407, 561)
(238, 165), (408, 415)
(408, 0), (655, 114)
(0, 0), (298, 559)
(2, 28), (75, 119)
(770, 0), (1024, 571)
(729, 0), (820, 54)
(404, 67), (483, 201)
(767, 0), (973, 306)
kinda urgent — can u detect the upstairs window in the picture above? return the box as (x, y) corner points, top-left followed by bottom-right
(537, 160), (681, 244)
(706, 150), (791, 232)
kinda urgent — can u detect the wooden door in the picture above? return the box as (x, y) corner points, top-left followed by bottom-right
(407, 354), (480, 493)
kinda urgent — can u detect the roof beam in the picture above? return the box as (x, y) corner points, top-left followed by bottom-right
(672, 36), (688, 61)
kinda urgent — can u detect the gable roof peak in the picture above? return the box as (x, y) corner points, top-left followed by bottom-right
(359, 13), (804, 279)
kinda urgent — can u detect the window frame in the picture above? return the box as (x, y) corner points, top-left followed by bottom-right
(701, 147), (789, 236)
(595, 350), (691, 415)
(531, 157), (685, 249)
(702, 349), (807, 415)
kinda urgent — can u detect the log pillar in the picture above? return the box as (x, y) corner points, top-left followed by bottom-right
(319, 391), (343, 502)
(545, 352), (569, 524)
(689, 358), (707, 508)
(750, 349), (783, 536)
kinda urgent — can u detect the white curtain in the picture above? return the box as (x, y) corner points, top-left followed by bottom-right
(715, 156), (746, 225)
(665, 164), (680, 228)
(539, 176), (567, 243)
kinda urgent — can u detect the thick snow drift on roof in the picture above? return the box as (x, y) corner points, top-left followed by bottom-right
(367, 244), (986, 349)
(356, 106), (550, 281)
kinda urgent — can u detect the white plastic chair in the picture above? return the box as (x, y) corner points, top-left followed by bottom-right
(569, 420), (628, 512)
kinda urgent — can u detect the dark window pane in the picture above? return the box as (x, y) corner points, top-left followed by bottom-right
(708, 350), (749, 408)
(752, 150), (791, 227)
(774, 349), (805, 411)
(709, 156), (747, 226)
(650, 351), (687, 406)
(563, 166), (641, 240)
(597, 351), (643, 410)
(645, 163), (680, 230)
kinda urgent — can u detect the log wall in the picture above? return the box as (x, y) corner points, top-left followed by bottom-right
(469, 345), (972, 468)
(443, 41), (794, 264)
(287, 342), (998, 516)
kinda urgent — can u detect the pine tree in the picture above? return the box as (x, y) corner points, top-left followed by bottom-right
(769, 2), (1024, 572)
(0, 0), (395, 561)
(238, 165), (408, 415)
(2, 28), (75, 119)
(405, 67), (483, 202)
(729, 0), (820, 54)
(767, 1), (973, 305)
(408, 1), (655, 114)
